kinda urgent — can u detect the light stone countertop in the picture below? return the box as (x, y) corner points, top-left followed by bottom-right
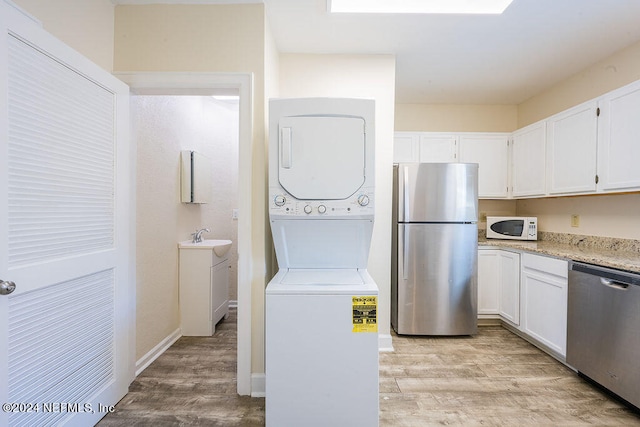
(478, 234), (640, 274)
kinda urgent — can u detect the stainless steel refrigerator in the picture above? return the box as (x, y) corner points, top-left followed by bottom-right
(391, 163), (478, 335)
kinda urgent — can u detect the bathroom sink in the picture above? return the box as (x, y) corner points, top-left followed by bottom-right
(178, 239), (232, 257)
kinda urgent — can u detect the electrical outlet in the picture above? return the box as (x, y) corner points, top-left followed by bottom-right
(571, 214), (580, 227)
(479, 212), (487, 222)
(232, 209), (239, 220)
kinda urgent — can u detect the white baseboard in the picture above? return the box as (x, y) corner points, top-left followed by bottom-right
(378, 333), (394, 352)
(135, 328), (182, 377)
(229, 299), (238, 309)
(250, 373), (266, 397)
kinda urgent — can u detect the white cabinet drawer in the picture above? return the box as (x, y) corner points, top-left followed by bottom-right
(522, 252), (568, 278)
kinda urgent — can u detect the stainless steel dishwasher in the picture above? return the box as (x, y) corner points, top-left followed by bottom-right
(567, 262), (640, 409)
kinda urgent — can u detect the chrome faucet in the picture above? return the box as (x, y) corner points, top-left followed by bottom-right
(191, 228), (210, 243)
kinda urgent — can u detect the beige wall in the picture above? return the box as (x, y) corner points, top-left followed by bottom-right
(479, 194), (640, 240)
(477, 200), (517, 231)
(518, 40), (640, 127)
(395, 104), (518, 132)
(516, 39), (640, 240)
(517, 194), (640, 240)
(114, 4), (269, 371)
(12, 0), (114, 71)
(259, 13), (280, 378)
(279, 53), (396, 341)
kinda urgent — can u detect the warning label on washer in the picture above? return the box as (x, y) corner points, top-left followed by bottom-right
(352, 296), (377, 333)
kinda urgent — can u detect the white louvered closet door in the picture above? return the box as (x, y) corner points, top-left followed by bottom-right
(0, 3), (132, 427)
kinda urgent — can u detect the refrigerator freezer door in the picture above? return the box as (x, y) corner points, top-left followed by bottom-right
(396, 163), (478, 223)
(395, 223), (477, 335)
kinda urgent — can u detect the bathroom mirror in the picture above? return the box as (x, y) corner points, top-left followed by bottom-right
(181, 150), (212, 203)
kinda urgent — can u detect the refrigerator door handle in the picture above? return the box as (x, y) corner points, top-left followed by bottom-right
(403, 165), (410, 219)
(399, 227), (408, 280)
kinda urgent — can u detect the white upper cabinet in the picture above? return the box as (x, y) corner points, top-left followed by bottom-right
(418, 133), (457, 162)
(393, 132), (419, 162)
(393, 132), (509, 199)
(394, 77), (640, 199)
(511, 121), (546, 197)
(459, 133), (510, 198)
(393, 132), (458, 163)
(597, 80), (640, 192)
(546, 100), (598, 195)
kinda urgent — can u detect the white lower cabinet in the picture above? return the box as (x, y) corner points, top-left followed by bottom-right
(179, 247), (230, 336)
(498, 251), (521, 325)
(520, 253), (568, 357)
(478, 248), (569, 359)
(477, 248), (520, 324)
(478, 249), (500, 316)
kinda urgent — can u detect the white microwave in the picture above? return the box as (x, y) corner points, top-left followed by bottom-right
(486, 216), (537, 241)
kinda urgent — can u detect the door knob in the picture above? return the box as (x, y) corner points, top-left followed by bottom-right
(0, 280), (16, 295)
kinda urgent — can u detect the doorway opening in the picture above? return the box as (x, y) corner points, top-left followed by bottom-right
(117, 72), (253, 396)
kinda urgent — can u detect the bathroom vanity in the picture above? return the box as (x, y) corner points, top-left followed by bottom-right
(178, 240), (232, 336)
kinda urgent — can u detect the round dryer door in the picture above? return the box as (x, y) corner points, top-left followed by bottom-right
(278, 115), (366, 200)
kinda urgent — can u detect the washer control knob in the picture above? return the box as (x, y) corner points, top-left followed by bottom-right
(357, 194), (370, 206)
(274, 195), (286, 206)
(304, 205), (312, 214)
(318, 205), (327, 214)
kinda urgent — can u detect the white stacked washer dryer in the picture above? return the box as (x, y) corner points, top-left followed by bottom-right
(265, 98), (379, 427)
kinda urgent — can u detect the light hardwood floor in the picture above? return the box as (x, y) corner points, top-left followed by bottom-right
(99, 309), (640, 426)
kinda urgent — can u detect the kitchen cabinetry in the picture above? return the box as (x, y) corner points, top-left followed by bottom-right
(546, 100), (598, 195)
(597, 79), (640, 192)
(393, 132), (458, 163)
(459, 134), (510, 198)
(179, 246), (230, 336)
(498, 250), (521, 325)
(393, 132), (509, 198)
(520, 253), (568, 358)
(418, 133), (457, 162)
(511, 121), (546, 197)
(477, 248), (520, 324)
(397, 77), (640, 199)
(393, 132), (419, 162)
(477, 249), (500, 316)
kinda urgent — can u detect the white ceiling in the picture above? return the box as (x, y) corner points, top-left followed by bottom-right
(264, 0), (640, 104)
(113, 0), (640, 105)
